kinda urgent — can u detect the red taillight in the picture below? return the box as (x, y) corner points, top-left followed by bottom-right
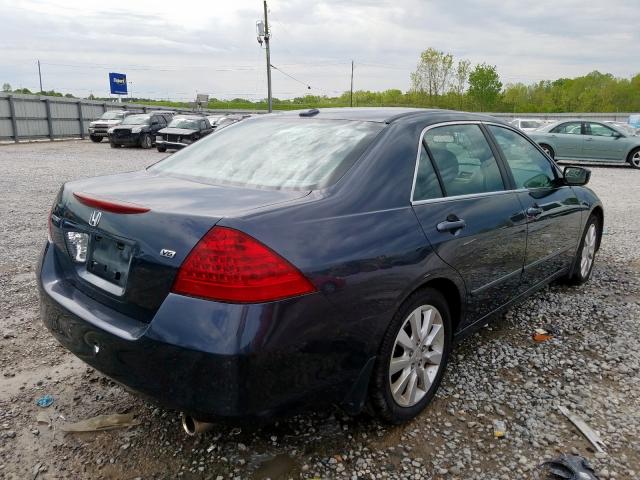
(73, 192), (150, 214)
(172, 227), (316, 303)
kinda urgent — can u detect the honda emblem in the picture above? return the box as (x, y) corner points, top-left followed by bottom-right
(89, 210), (102, 227)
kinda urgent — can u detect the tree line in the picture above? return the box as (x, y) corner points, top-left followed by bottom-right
(3, 48), (640, 112)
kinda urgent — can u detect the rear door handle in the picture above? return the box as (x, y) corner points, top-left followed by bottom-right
(437, 218), (466, 233)
(526, 206), (543, 218)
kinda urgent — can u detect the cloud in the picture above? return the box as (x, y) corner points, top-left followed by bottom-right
(0, 0), (638, 99)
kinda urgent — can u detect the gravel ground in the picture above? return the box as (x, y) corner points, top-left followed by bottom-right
(0, 140), (638, 480)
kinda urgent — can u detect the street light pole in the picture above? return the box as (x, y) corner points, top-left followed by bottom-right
(263, 1), (272, 113)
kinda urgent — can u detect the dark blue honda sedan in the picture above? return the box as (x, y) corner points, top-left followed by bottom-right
(38, 108), (603, 427)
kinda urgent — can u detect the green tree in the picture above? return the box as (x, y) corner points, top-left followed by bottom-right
(468, 63), (502, 111)
(2, 83), (11, 92)
(452, 59), (471, 109)
(410, 48), (454, 101)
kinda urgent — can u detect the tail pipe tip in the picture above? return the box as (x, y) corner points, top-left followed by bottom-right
(181, 414), (216, 436)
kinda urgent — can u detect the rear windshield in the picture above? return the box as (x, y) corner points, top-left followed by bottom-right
(521, 121), (541, 129)
(149, 118), (384, 189)
(121, 114), (150, 125)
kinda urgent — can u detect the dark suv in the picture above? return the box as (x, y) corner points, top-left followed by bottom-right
(156, 115), (214, 152)
(108, 111), (174, 149)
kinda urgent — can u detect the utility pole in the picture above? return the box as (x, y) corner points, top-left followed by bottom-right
(350, 60), (354, 107)
(37, 59), (43, 93)
(256, 1), (272, 112)
(263, 1), (272, 112)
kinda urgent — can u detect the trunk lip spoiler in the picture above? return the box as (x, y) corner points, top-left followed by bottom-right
(73, 191), (151, 214)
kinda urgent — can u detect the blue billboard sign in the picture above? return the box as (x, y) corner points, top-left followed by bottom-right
(109, 72), (128, 95)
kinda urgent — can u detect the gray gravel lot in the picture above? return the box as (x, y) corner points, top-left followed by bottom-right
(0, 140), (638, 480)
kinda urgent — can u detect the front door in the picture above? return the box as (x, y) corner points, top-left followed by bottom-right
(583, 122), (626, 161)
(411, 123), (527, 325)
(487, 125), (582, 290)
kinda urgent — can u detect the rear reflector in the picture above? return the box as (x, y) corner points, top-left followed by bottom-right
(172, 226), (316, 303)
(73, 192), (150, 214)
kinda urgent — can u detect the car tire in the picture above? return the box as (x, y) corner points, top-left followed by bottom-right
(540, 144), (555, 159)
(89, 135), (102, 143)
(563, 214), (600, 285)
(369, 288), (452, 424)
(140, 133), (153, 149)
(157, 146), (167, 153)
(109, 141), (120, 149)
(627, 147), (640, 169)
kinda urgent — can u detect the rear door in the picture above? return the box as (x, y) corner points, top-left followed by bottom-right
(487, 125), (582, 290)
(411, 122), (527, 325)
(548, 121), (584, 158)
(583, 122), (626, 161)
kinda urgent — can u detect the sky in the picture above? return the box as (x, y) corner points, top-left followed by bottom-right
(1, 0), (639, 101)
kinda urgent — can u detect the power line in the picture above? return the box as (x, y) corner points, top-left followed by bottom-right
(270, 64), (311, 90)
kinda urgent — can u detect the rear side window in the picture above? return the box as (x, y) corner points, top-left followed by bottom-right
(150, 118), (384, 189)
(423, 124), (504, 197)
(488, 125), (556, 189)
(551, 122), (582, 134)
(413, 145), (443, 201)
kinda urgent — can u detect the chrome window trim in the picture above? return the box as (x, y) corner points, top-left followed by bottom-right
(409, 120), (566, 206)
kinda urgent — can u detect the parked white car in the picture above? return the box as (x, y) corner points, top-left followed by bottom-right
(509, 118), (545, 132)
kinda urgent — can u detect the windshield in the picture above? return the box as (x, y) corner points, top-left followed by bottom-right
(150, 118), (384, 189)
(168, 118), (200, 129)
(521, 121), (542, 129)
(100, 111), (125, 120)
(121, 114), (150, 125)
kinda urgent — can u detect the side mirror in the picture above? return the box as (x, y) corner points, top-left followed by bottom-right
(563, 166), (590, 186)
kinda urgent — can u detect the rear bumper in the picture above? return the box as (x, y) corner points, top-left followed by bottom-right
(37, 242), (372, 420)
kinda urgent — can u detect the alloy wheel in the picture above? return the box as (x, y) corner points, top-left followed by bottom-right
(389, 304), (445, 407)
(580, 223), (597, 278)
(631, 151), (640, 168)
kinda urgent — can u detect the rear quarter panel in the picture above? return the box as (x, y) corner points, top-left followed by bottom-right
(219, 122), (466, 358)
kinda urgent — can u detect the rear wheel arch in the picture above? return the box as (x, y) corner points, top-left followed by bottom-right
(539, 143), (555, 159)
(402, 277), (464, 334)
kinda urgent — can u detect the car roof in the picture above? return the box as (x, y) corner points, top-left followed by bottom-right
(172, 115), (205, 120)
(264, 107), (504, 124)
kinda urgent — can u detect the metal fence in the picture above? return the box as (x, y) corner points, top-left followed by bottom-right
(0, 93), (249, 142)
(0, 92), (635, 142)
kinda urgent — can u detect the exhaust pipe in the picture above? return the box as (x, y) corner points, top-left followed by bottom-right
(181, 414), (215, 436)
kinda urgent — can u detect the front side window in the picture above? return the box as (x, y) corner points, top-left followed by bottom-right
(150, 118), (384, 189)
(423, 124), (504, 197)
(587, 122), (617, 137)
(488, 125), (556, 189)
(551, 122), (582, 135)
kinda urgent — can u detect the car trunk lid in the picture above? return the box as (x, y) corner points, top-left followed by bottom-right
(51, 171), (309, 321)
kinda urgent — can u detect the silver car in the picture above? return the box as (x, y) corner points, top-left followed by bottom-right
(529, 120), (640, 169)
